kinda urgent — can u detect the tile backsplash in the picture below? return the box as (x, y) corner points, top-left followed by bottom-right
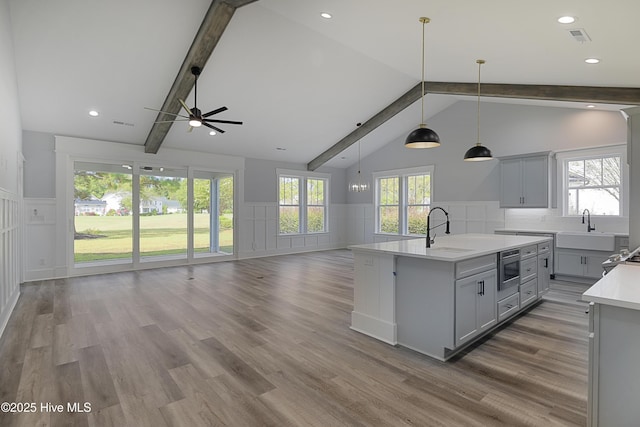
(504, 208), (629, 234)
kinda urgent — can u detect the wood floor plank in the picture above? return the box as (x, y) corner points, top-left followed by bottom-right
(52, 361), (88, 427)
(77, 345), (120, 412)
(0, 249), (590, 426)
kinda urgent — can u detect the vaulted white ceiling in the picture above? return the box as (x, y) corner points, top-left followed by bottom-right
(9, 0), (640, 168)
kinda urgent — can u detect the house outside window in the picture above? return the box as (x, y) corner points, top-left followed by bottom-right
(277, 169), (329, 235)
(557, 144), (627, 217)
(374, 165), (434, 235)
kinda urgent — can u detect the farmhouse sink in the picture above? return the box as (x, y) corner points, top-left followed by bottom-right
(556, 231), (615, 251)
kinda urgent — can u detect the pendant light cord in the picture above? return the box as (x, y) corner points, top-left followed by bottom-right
(358, 140), (362, 174)
(476, 59), (484, 146)
(421, 18), (426, 125)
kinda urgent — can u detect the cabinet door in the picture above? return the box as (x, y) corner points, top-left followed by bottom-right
(555, 250), (584, 276)
(500, 159), (523, 207)
(476, 270), (497, 332)
(537, 254), (550, 295)
(455, 270), (497, 346)
(521, 156), (548, 207)
(455, 275), (479, 345)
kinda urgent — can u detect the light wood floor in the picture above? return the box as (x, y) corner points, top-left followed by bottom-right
(0, 250), (593, 427)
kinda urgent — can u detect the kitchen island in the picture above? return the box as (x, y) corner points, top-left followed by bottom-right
(582, 264), (640, 427)
(349, 233), (553, 361)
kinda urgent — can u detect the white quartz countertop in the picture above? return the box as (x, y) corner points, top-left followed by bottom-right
(348, 233), (552, 262)
(582, 264), (640, 310)
(495, 228), (629, 237)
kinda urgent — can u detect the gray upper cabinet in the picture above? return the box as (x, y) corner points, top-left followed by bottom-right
(500, 154), (549, 208)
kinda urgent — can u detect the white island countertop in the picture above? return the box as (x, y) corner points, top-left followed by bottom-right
(582, 264), (640, 311)
(349, 233), (552, 262)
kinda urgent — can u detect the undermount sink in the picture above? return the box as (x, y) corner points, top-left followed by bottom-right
(556, 231), (615, 251)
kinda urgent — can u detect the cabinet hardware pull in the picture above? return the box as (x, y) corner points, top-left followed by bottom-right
(544, 258), (548, 268)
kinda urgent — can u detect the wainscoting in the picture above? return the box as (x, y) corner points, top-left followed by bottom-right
(238, 203), (349, 258)
(0, 188), (20, 339)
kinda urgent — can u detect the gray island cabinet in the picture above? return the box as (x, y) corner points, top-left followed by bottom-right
(349, 233), (553, 361)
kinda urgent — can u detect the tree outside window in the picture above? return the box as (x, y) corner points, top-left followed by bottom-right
(566, 156), (621, 215)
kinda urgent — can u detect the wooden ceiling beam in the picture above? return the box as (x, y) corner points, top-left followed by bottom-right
(307, 82), (640, 170)
(144, 0), (259, 154)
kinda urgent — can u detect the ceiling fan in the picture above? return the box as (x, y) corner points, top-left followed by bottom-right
(145, 66), (243, 134)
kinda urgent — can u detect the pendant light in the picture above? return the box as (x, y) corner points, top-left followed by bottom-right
(405, 17), (440, 148)
(464, 59), (493, 161)
(348, 123), (370, 192)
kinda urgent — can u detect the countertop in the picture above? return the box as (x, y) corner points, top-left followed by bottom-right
(582, 264), (640, 311)
(348, 233), (552, 262)
(495, 228), (629, 237)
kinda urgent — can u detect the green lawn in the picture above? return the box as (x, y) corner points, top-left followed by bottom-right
(74, 213), (233, 263)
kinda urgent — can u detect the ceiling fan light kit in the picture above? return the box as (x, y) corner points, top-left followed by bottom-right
(405, 17), (441, 149)
(464, 59), (493, 161)
(146, 66), (243, 134)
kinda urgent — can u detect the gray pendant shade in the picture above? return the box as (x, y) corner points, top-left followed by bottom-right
(405, 126), (441, 148)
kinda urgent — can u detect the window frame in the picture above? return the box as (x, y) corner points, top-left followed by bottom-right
(374, 165), (434, 236)
(277, 169), (330, 235)
(556, 144), (627, 217)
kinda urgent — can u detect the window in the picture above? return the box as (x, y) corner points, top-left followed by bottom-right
(278, 170), (329, 234)
(558, 145), (626, 216)
(375, 166), (434, 235)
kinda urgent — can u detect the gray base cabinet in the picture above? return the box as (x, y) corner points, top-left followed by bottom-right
(538, 253), (551, 295)
(455, 269), (497, 346)
(555, 248), (609, 279)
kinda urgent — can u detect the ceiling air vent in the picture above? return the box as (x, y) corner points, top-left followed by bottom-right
(568, 28), (591, 43)
(112, 120), (135, 127)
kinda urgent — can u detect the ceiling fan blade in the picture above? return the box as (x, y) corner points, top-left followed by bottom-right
(144, 107), (189, 119)
(203, 119), (243, 125)
(202, 106), (228, 118)
(203, 122), (225, 133)
(178, 99), (193, 116)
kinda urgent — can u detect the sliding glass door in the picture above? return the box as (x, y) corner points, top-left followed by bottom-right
(138, 166), (188, 262)
(74, 162), (133, 265)
(193, 171), (234, 256)
(72, 161), (234, 269)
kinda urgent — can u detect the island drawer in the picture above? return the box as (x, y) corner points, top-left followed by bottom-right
(455, 254), (497, 279)
(520, 257), (537, 283)
(537, 241), (551, 254)
(520, 245), (538, 259)
(498, 293), (520, 322)
(520, 279), (537, 307)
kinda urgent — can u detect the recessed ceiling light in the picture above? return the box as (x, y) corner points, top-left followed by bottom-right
(320, 12), (332, 19)
(557, 16), (576, 24)
(89, 110), (99, 117)
(209, 130), (216, 136)
(585, 58), (600, 64)
(586, 104), (596, 108)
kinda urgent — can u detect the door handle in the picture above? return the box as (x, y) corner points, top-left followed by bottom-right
(544, 258), (548, 268)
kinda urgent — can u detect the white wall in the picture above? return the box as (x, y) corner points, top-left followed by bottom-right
(0, 0), (22, 338)
(346, 101), (629, 240)
(20, 135), (350, 280)
(22, 130), (55, 198)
